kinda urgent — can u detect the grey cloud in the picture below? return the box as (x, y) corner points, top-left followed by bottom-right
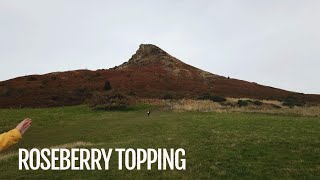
(0, 0), (319, 93)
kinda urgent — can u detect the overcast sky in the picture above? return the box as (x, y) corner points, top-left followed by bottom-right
(1, 0), (319, 94)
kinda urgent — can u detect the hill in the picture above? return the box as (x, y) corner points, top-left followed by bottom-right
(0, 44), (319, 108)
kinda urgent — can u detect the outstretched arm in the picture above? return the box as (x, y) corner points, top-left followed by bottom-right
(0, 119), (32, 152)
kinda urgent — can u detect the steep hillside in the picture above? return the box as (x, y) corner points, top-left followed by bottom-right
(0, 44), (319, 108)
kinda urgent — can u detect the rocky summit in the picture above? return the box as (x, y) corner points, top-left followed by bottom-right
(0, 44), (319, 108)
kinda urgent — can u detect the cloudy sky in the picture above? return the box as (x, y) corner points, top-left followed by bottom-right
(1, 0), (319, 94)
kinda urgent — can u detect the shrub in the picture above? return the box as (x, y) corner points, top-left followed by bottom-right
(237, 100), (249, 107)
(86, 92), (130, 111)
(245, 100), (253, 103)
(27, 76), (37, 81)
(197, 93), (226, 102)
(282, 97), (305, 107)
(104, 80), (112, 91)
(220, 102), (235, 107)
(253, 100), (263, 106)
(197, 93), (211, 100)
(211, 95), (227, 102)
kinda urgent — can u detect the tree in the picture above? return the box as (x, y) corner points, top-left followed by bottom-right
(104, 80), (112, 91)
(86, 92), (130, 111)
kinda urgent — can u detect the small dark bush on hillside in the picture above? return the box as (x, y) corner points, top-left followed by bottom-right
(245, 100), (253, 103)
(220, 102), (236, 107)
(237, 100), (249, 107)
(211, 96), (227, 102)
(27, 76), (37, 81)
(104, 80), (112, 91)
(237, 99), (262, 107)
(253, 100), (263, 106)
(197, 93), (226, 102)
(197, 93), (212, 100)
(282, 97), (305, 107)
(86, 92), (130, 111)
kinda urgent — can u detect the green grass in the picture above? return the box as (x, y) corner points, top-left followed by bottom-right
(0, 105), (319, 179)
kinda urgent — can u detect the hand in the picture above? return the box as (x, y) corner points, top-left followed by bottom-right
(15, 118), (32, 135)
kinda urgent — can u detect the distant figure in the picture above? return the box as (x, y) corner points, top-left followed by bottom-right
(147, 111), (151, 116)
(227, 76), (230, 79)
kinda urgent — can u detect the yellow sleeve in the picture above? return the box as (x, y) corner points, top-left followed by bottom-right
(0, 129), (22, 152)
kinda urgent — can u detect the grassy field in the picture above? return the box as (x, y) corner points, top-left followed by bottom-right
(0, 105), (319, 179)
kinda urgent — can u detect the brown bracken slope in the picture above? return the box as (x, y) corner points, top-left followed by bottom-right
(0, 44), (319, 108)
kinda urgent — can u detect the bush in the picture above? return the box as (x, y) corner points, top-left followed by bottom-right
(282, 97), (305, 107)
(211, 96), (227, 102)
(237, 99), (263, 107)
(197, 93), (226, 102)
(220, 102), (235, 107)
(27, 76), (37, 81)
(237, 100), (249, 107)
(86, 92), (130, 111)
(104, 80), (112, 91)
(197, 93), (212, 100)
(253, 100), (263, 106)
(245, 100), (253, 103)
